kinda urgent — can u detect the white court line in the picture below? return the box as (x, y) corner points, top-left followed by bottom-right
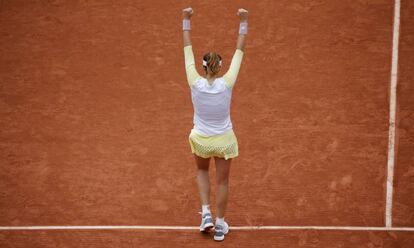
(0, 226), (413, 232)
(385, 0), (401, 228)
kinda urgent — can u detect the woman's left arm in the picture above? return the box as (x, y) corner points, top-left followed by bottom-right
(182, 7), (201, 87)
(182, 7), (192, 47)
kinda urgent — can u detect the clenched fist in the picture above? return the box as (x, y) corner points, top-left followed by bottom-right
(182, 7), (193, 20)
(237, 8), (248, 22)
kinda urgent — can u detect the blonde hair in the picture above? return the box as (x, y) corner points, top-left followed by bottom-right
(203, 52), (222, 76)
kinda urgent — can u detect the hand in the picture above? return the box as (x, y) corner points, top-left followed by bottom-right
(182, 7), (193, 20)
(237, 8), (248, 22)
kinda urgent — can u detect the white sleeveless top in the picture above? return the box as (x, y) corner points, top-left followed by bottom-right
(191, 77), (233, 136)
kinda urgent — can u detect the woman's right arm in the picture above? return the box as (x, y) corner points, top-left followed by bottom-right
(223, 9), (248, 89)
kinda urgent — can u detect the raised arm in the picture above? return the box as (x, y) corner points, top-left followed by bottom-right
(223, 9), (248, 89)
(235, 9), (248, 51)
(182, 7), (201, 87)
(182, 7), (192, 47)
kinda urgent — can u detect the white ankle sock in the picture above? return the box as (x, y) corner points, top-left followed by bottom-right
(202, 204), (211, 214)
(216, 217), (225, 225)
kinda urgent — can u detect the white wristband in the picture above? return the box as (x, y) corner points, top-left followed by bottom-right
(183, 19), (191, 31)
(239, 21), (248, 35)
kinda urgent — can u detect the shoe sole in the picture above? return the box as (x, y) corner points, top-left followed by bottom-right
(214, 235), (225, 241)
(200, 223), (214, 232)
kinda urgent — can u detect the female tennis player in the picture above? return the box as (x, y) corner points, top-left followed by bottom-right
(182, 7), (248, 241)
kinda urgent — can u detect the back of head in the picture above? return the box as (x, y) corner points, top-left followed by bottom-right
(203, 52), (222, 76)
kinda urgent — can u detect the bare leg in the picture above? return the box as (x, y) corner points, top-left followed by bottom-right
(194, 155), (211, 206)
(214, 157), (232, 218)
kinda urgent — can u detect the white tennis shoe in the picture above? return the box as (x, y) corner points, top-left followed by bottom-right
(199, 212), (214, 232)
(213, 221), (229, 241)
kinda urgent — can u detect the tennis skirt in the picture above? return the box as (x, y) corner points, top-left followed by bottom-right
(188, 128), (239, 160)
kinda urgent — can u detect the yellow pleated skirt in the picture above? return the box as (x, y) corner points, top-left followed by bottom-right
(188, 128), (239, 160)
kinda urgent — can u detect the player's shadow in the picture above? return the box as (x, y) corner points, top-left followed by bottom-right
(200, 229), (214, 240)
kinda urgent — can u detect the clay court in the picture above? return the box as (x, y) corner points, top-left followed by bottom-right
(0, 0), (413, 247)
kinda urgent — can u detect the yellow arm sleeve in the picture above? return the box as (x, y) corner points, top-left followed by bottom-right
(184, 45), (202, 87)
(223, 49), (244, 89)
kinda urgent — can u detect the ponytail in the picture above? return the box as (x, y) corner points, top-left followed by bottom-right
(203, 52), (222, 76)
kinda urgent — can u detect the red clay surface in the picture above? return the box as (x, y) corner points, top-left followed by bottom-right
(393, 0), (414, 227)
(0, 230), (414, 248)
(0, 0), (413, 246)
